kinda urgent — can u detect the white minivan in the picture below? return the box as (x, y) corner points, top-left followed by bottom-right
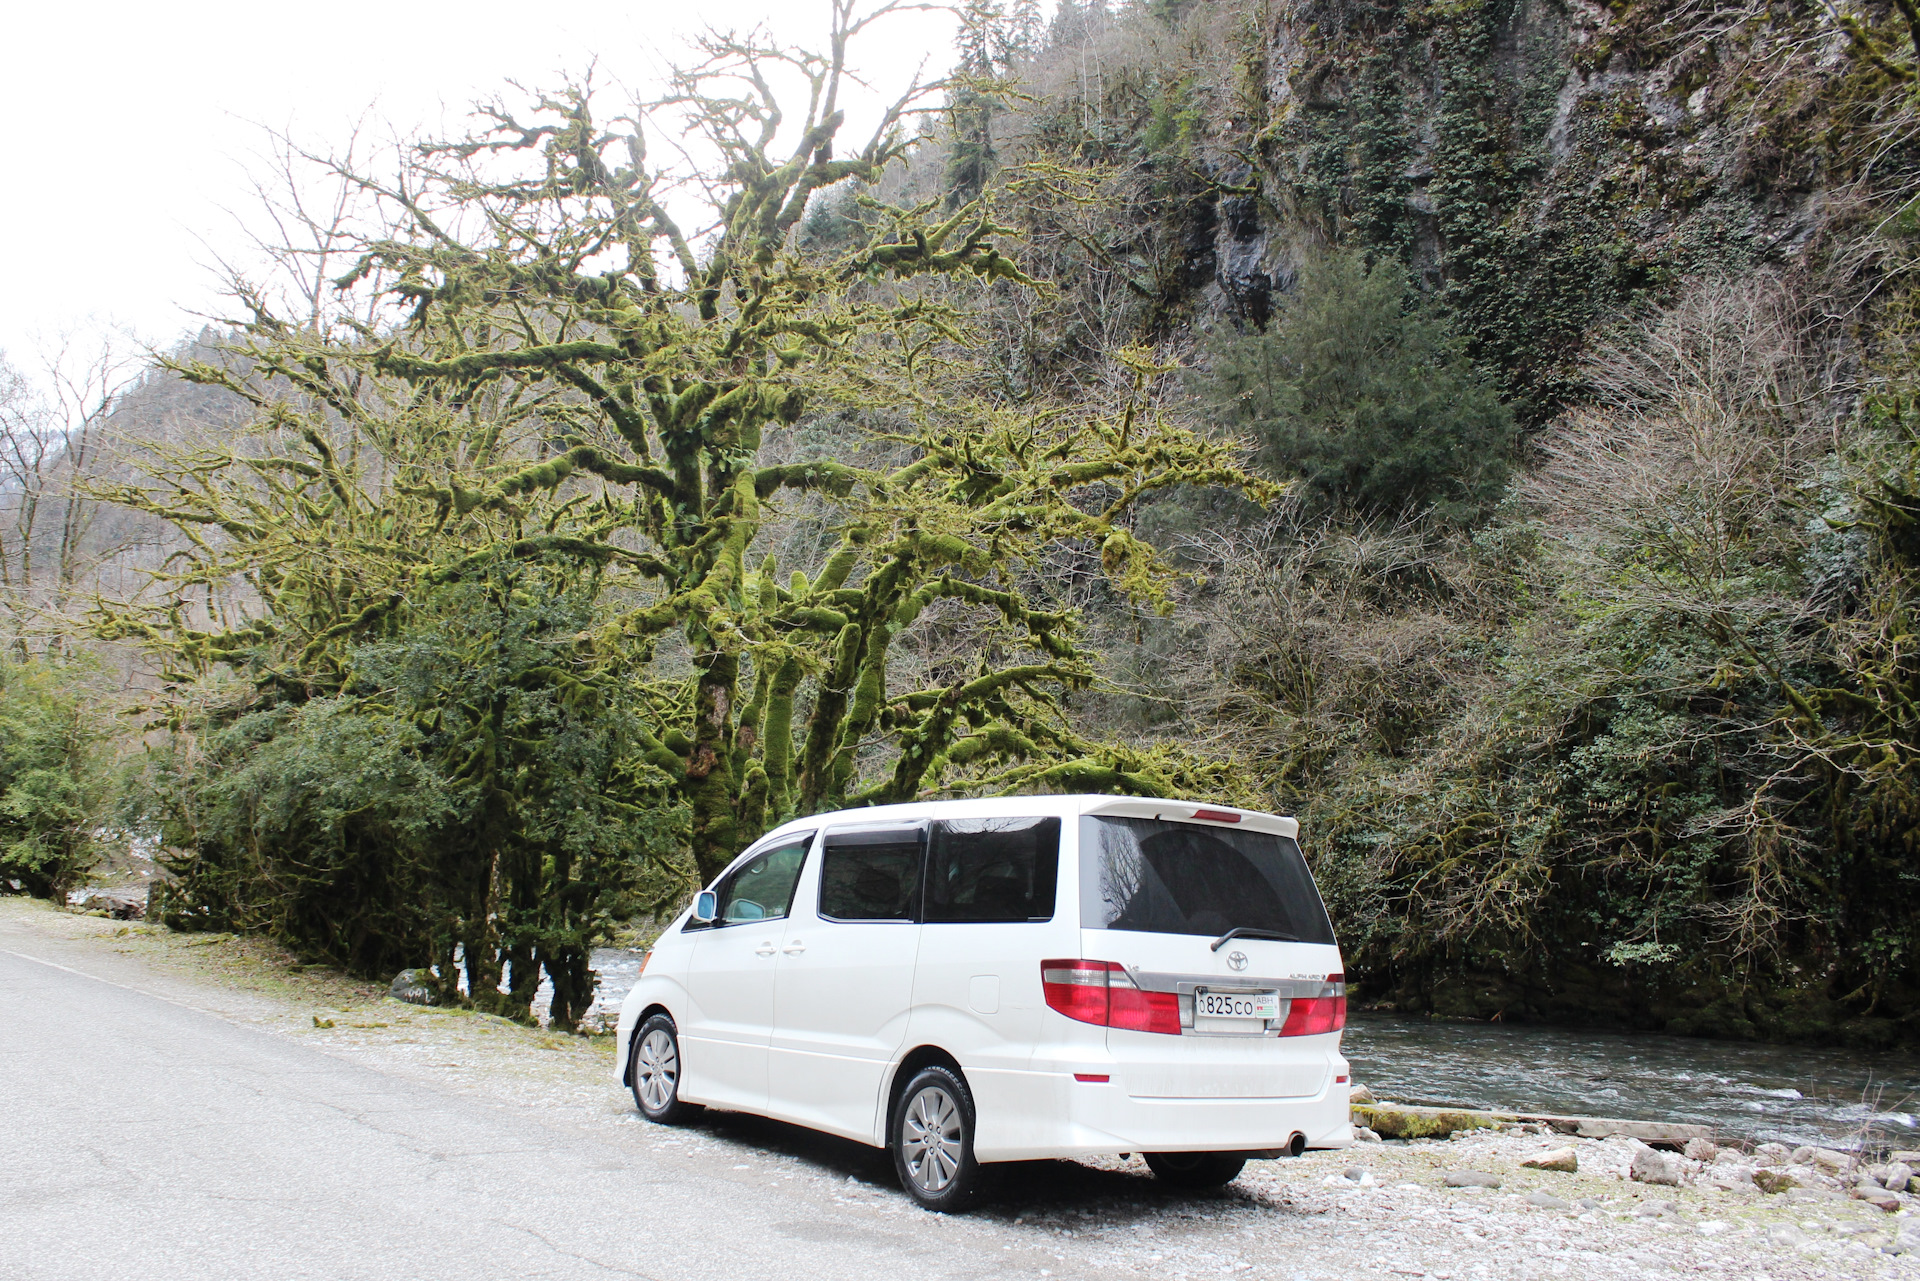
(614, 795), (1352, 1210)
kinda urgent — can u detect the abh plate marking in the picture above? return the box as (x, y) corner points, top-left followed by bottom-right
(1226, 950), (1249, 971)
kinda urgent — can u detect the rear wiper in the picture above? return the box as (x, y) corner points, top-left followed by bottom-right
(1210, 926), (1304, 952)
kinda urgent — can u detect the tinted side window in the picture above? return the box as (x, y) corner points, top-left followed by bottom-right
(716, 838), (810, 925)
(819, 829), (923, 921)
(926, 816), (1060, 923)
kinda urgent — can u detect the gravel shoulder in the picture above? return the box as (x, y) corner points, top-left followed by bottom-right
(5, 896), (1915, 1281)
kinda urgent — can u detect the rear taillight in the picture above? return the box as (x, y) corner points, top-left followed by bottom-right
(1278, 974), (1347, 1037)
(1041, 960), (1182, 1035)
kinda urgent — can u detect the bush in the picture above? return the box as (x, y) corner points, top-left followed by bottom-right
(146, 569), (692, 1029)
(1194, 252), (1516, 523)
(0, 659), (113, 898)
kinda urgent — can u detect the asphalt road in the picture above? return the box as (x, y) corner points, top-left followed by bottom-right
(0, 938), (1111, 1281)
(0, 909), (1852, 1281)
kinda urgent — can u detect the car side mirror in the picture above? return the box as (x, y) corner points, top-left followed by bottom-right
(691, 890), (717, 924)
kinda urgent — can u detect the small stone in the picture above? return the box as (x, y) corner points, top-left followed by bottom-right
(1577, 1197), (1603, 1210)
(1884, 1161), (1913, 1194)
(1355, 1126), (1383, 1143)
(1343, 1165), (1374, 1185)
(1699, 1221), (1730, 1236)
(1525, 1190), (1570, 1210)
(1444, 1171), (1501, 1188)
(1683, 1137), (1720, 1162)
(1753, 1142), (1792, 1166)
(389, 968), (438, 1005)
(1630, 1148), (1683, 1187)
(1768, 1224), (1809, 1247)
(1519, 1147), (1578, 1173)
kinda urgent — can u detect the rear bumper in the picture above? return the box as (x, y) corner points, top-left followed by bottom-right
(968, 1066), (1353, 1162)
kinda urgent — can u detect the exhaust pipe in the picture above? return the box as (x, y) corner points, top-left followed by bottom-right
(1246, 1133), (1310, 1160)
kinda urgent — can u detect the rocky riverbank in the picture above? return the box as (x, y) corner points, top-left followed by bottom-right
(5, 895), (1916, 1279)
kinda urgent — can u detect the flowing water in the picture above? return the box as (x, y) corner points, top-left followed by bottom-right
(1343, 1012), (1919, 1150)
(570, 949), (1915, 1150)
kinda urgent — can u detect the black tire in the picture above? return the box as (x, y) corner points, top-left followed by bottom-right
(629, 1013), (702, 1125)
(1144, 1151), (1247, 1189)
(890, 1064), (993, 1212)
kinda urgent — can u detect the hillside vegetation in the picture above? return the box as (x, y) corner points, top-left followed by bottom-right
(4, 0), (1919, 1045)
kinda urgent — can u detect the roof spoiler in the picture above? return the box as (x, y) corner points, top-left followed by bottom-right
(1078, 797), (1299, 840)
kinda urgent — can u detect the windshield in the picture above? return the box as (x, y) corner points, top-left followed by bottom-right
(1079, 815), (1336, 944)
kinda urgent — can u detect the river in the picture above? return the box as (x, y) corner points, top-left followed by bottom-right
(563, 948), (1916, 1150)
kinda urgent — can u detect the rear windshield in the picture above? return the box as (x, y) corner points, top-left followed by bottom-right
(1079, 815), (1336, 944)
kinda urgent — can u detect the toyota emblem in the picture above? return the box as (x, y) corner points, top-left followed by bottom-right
(1227, 950), (1249, 971)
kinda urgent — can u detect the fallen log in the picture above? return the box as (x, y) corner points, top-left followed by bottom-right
(1352, 1101), (1714, 1149)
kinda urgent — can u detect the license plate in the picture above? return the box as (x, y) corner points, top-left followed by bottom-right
(1193, 988), (1279, 1021)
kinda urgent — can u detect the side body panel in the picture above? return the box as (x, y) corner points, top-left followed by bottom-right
(675, 919), (785, 1110)
(767, 842), (920, 1142)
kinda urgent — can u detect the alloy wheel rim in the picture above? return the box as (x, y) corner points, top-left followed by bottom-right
(636, 1028), (678, 1112)
(901, 1084), (962, 1193)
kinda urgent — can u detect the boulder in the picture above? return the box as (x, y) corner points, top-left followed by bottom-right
(1753, 1142), (1793, 1166)
(1349, 1083), (1377, 1104)
(1630, 1148), (1683, 1187)
(1444, 1170), (1502, 1188)
(1519, 1147), (1578, 1173)
(1853, 1185), (1900, 1213)
(1683, 1137), (1720, 1162)
(388, 968), (437, 1005)
(1351, 1103), (1494, 1141)
(1354, 1126), (1383, 1143)
(1704, 1165), (1756, 1190)
(1883, 1161), (1913, 1194)
(78, 892), (144, 920)
(1794, 1146), (1854, 1174)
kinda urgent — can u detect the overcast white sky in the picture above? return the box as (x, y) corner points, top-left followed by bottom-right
(0, 0), (973, 379)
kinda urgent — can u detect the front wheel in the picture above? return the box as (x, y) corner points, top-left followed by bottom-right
(629, 1013), (702, 1125)
(1144, 1151), (1247, 1189)
(891, 1065), (992, 1212)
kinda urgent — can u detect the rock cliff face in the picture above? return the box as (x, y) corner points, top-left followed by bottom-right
(992, 2), (1920, 1047)
(1015, 0), (1872, 423)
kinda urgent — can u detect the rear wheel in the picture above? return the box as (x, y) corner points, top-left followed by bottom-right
(891, 1065), (992, 1212)
(1144, 1151), (1247, 1189)
(629, 1013), (701, 1125)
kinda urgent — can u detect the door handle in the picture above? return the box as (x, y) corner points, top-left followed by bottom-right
(782, 941), (806, 955)
(755, 942), (777, 957)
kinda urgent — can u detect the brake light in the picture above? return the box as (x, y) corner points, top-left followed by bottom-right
(1190, 808), (1241, 823)
(1041, 960), (1182, 1035)
(1278, 974), (1347, 1036)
